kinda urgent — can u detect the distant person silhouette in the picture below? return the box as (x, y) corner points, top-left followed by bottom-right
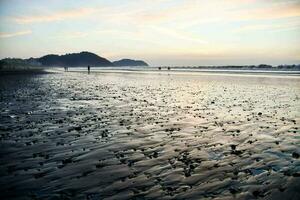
(158, 67), (161, 70)
(167, 67), (171, 70)
(88, 65), (90, 74)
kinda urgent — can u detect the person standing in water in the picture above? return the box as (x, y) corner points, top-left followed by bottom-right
(88, 65), (90, 74)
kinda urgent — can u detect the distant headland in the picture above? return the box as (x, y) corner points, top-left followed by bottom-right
(0, 51), (149, 70)
(113, 59), (148, 67)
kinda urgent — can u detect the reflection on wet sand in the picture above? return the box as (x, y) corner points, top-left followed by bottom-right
(0, 71), (299, 199)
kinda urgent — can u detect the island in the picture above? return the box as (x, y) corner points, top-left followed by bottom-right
(113, 59), (149, 66)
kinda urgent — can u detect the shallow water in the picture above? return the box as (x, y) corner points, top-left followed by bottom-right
(0, 71), (299, 199)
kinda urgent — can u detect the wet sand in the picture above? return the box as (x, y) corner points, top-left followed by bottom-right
(0, 71), (299, 199)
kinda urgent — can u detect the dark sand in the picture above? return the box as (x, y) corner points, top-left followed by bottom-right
(0, 66), (47, 75)
(0, 71), (299, 199)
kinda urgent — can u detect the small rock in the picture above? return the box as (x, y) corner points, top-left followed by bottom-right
(292, 152), (299, 159)
(62, 158), (72, 164)
(279, 187), (286, 192)
(231, 149), (243, 155)
(233, 169), (239, 175)
(292, 172), (300, 177)
(74, 126), (82, 131)
(230, 144), (236, 150)
(253, 190), (262, 197)
(229, 187), (239, 194)
(96, 163), (105, 168)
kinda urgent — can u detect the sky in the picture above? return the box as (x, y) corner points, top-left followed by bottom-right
(0, 0), (300, 66)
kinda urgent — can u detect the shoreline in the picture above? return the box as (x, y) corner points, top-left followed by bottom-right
(64, 68), (300, 79)
(2, 67), (300, 78)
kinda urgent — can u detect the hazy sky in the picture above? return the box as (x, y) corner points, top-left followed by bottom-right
(0, 0), (300, 66)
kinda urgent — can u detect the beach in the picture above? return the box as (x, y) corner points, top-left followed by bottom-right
(0, 70), (299, 199)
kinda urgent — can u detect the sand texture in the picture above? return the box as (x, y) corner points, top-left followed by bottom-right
(0, 71), (299, 199)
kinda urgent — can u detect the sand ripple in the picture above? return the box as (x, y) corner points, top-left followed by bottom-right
(0, 72), (299, 199)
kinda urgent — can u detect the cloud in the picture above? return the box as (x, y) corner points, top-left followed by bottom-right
(126, 0), (300, 26)
(233, 2), (300, 21)
(63, 31), (89, 38)
(234, 22), (300, 33)
(13, 7), (96, 24)
(0, 30), (31, 38)
(147, 26), (208, 44)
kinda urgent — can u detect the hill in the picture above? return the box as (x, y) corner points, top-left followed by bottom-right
(37, 51), (113, 67)
(113, 59), (148, 66)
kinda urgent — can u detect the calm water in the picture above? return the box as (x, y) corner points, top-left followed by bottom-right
(0, 71), (299, 199)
